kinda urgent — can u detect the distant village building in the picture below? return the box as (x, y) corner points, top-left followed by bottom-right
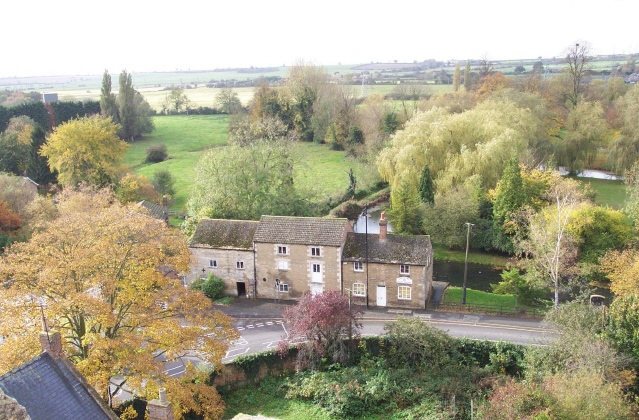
(188, 214), (434, 309)
(41, 93), (58, 103)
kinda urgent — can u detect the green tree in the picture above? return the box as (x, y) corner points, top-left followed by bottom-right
(492, 155), (525, 252)
(388, 181), (422, 234)
(417, 164), (434, 205)
(215, 88), (243, 114)
(118, 70), (136, 140)
(40, 115), (128, 187)
(452, 62), (461, 92)
(463, 60), (472, 91)
(514, 65), (526, 74)
(608, 85), (639, 174)
(99, 69), (119, 122)
(0, 116), (34, 175)
(152, 168), (176, 197)
(287, 62), (325, 142)
(163, 86), (190, 114)
(560, 100), (607, 174)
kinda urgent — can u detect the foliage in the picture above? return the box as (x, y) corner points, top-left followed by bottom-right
(163, 86), (191, 114)
(0, 116), (35, 175)
(607, 292), (639, 361)
(100, 69), (119, 122)
(215, 88), (243, 114)
(492, 155), (525, 253)
(40, 115), (129, 187)
(601, 248), (639, 297)
(229, 116), (292, 146)
(0, 101), (49, 133)
(200, 273), (225, 300)
(452, 62), (461, 92)
(560, 100), (607, 175)
(49, 101), (101, 126)
(280, 291), (363, 370)
(145, 143), (168, 163)
(388, 181), (423, 235)
(118, 70), (136, 140)
(622, 160), (639, 224)
(417, 165), (434, 205)
(608, 85), (639, 174)
(562, 41), (593, 107)
(491, 268), (549, 306)
(0, 188), (238, 419)
(0, 200), (22, 234)
(152, 168), (176, 197)
(0, 173), (38, 219)
(115, 173), (159, 204)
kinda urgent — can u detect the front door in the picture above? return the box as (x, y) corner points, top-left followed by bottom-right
(311, 263), (322, 283)
(311, 283), (323, 295)
(376, 285), (387, 307)
(236, 281), (246, 297)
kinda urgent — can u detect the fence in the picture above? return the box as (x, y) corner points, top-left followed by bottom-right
(436, 302), (547, 319)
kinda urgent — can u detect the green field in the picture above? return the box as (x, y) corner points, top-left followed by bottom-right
(124, 115), (362, 212)
(573, 176), (626, 209)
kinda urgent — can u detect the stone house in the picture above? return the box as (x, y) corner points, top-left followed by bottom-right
(342, 213), (433, 309)
(188, 214), (433, 309)
(252, 216), (352, 300)
(188, 218), (260, 297)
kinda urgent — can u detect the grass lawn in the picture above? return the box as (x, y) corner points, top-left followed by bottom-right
(442, 286), (517, 307)
(574, 176), (626, 209)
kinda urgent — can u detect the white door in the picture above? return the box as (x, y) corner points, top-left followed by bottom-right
(311, 263), (322, 283)
(376, 285), (386, 307)
(311, 283), (323, 295)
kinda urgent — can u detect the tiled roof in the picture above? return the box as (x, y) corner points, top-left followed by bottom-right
(253, 216), (349, 247)
(0, 352), (118, 420)
(138, 200), (167, 220)
(191, 219), (260, 250)
(342, 232), (431, 265)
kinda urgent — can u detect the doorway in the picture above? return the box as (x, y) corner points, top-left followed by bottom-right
(376, 285), (386, 307)
(236, 281), (246, 297)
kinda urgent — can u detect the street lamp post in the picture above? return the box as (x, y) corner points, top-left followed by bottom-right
(462, 222), (474, 305)
(363, 203), (369, 309)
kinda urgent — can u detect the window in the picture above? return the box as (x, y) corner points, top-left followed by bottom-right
(278, 283), (289, 293)
(236, 261), (244, 270)
(400, 264), (410, 275)
(277, 260), (289, 270)
(208, 259), (217, 268)
(352, 283), (365, 297)
(312, 263), (321, 273)
(354, 261), (364, 272)
(311, 247), (321, 257)
(277, 245), (288, 255)
(398, 285), (411, 300)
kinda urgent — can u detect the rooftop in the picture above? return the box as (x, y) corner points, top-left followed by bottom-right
(342, 232), (431, 265)
(253, 216), (350, 247)
(191, 219), (260, 250)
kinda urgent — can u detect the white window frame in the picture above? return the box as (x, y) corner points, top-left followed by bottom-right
(236, 261), (245, 270)
(278, 283), (289, 293)
(277, 245), (288, 255)
(277, 260), (289, 271)
(310, 246), (321, 257)
(312, 263), (321, 273)
(354, 261), (364, 272)
(400, 264), (410, 275)
(398, 285), (411, 300)
(208, 259), (217, 268)
(352, 283), (365, 297)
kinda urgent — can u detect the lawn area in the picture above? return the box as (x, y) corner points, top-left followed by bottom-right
(442, 286), (517, 307)
(124, 115), (229, 211)
(124, 115), (366, 213)
(574, 176), (626, 209)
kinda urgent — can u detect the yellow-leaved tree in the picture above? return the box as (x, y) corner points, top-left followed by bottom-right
(0, 187), (238, 419)
(40, 115), (129, 187)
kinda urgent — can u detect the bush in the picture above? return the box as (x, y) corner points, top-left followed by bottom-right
(189, 277), (205, 291)
(201, 274), (224, 300)
(145, 143), (168, 163)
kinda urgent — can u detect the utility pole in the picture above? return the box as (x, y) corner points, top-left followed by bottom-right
(462, 222), (474, 305)
(364, 203), (369, 309)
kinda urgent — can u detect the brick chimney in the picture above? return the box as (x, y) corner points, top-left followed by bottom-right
(147, 388), (175, 420)
(39, 318), (63, 359)
(379, 211), (388, 240)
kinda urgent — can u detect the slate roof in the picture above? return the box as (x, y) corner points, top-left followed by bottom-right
(138, 200), (167, 220)
(253, 216), (350, 247)
(342, 232), (431, 265)
(190, 219), (260, 250)
(0, 352), (118, 420)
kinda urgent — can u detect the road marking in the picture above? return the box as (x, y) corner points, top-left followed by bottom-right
(247, 325), (255, 329)
(237, 327), (245, 331)
(256, 323), (264, 327)
(266, 322), (273, 325)
(224, 347), (250, 359)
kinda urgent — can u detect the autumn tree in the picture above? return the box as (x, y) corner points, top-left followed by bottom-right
(0, 200), (22, 252)
(516, 178), (584, 308)
(115, 173), (159, 204)
(287, 61), (326, 141)
(99, 69), (119, 122)
(0, 188), (238, 419)
(40, 115), (129, 187)
(214, 88), (243, 114)
(0, 174), (38, 219)
(279, 291), (362, 370)
(0, 116), (36, 176)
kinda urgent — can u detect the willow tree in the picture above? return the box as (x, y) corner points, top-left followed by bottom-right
(0, 188), (238, 419)
(377, 99), (544, 197)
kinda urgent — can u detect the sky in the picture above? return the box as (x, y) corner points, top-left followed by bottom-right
(3, 0), (639, 78)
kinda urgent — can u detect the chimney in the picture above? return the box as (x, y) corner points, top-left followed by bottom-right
(379, 211), (388, 240)
(39, 318), (63, 358)
(147, 388), (175, 420)
(162, 196), (169, 227)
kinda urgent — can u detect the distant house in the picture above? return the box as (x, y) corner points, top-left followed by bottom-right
(138, 197), (169, 226)
(188, 218), (260, 297)
(188, 214), (434, 309)
(253, 216), (353, 299)
(342, 212), (433, 309)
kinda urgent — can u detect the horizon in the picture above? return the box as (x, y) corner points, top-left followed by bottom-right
(4, 0), (639, 79)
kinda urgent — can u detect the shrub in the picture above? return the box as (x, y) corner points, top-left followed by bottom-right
(201, 274), (224, 300)
(189, 277), (205, 291)
(145, 143), (168, 163)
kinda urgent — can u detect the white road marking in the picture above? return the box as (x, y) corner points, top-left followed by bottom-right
(266, 322), (273, 325)
(247, 325), (255, 329)
(224, 347), (250, 359)
(256, 323), (264, 327)
(237, 327), (245, 331)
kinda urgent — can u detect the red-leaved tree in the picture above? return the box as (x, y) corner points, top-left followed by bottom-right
(280, 290), (363, 370)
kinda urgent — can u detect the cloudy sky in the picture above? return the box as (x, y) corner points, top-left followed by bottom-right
(3, 0), (638, 78)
